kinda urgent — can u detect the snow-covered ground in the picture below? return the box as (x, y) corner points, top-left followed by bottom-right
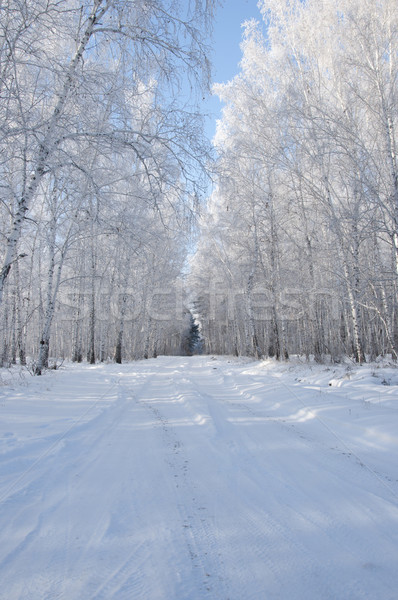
(1, 355), (398, 600)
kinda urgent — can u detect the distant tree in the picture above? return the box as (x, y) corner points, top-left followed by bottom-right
(180, 312), (202, 356)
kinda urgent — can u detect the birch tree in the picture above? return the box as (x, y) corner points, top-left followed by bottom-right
(192, 0), (398, 362)
(0, 0), (214, 306)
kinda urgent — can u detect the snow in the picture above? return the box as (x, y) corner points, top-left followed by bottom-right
(1, 355), (398, 600)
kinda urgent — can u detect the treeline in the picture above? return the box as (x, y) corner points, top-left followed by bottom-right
(0, 0), (213, 371)
(191, 0), (398, 363)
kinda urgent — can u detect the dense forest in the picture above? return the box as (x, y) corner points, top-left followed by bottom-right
(1, 0), (397, 370)
(192, 0), (398, 363)
(0, 0), (213, 371)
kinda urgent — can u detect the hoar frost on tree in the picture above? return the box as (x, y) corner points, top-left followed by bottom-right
(0, 0), (215, 370)
(191, 0), (398, 363)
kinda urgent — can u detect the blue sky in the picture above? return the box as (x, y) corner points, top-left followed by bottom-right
(205, 0), (262, 140)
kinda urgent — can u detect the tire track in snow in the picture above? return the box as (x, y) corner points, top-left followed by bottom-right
(181, 358), (398, 599)
(0, 367), (157, 600)
(134, 370), (231, 600)
(63, 371), (158, 600)
(2, 357), (398, 599)
(89, 542), (149, 600)
(180, 362), (332, 599)
(170, 362), (299, 597)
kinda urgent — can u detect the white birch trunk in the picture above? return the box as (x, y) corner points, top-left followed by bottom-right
(35, 222), (66, 375)
(342, 261), (365, 364)
(14, 260), (26, 365)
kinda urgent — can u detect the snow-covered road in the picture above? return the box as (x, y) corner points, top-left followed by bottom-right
(1, 356), (398, 599)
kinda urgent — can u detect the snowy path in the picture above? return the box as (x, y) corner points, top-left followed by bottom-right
(1, 356), (398, 599)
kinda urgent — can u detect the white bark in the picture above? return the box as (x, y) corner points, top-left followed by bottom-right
(35, 219), (66, 375)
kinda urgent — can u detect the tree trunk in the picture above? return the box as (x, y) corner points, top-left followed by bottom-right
(35, 216), (65, 375)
